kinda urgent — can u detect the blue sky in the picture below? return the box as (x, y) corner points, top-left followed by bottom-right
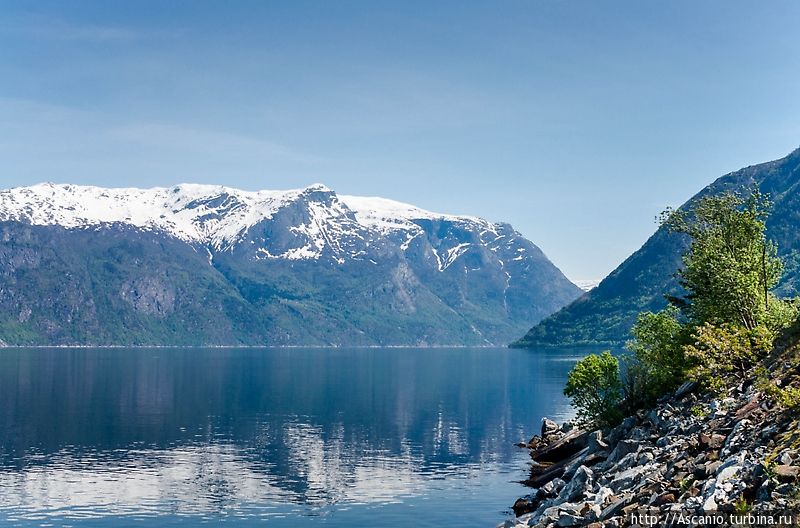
(1, 1), (799, 280)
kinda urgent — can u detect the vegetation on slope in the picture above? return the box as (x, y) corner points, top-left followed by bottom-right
(514, 147), (800, 348)
(564, 188), (799, 429)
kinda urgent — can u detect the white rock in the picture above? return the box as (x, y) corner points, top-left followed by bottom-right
(590, 486), (615, 506)
(717, 465), (742, 484)
(607, 464), (659, 493)
(557, 466), (593, 502)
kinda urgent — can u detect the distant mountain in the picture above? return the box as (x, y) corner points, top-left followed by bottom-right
(513, 146), (800, 348)
(0, 183), (581, 346)
(572, 279), (601, 292)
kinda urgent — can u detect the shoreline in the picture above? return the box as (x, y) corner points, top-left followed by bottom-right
(501, 381), (800, 527)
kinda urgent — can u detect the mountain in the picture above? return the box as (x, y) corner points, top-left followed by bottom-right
(0, 183), (582, 346)
(513, 146), (800, 348)
(572, 279), (601, 292)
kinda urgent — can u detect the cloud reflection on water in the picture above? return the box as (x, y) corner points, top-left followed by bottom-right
(0, 347), (581, 523)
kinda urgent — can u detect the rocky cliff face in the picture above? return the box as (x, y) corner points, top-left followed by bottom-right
(0, 183), (581, 346)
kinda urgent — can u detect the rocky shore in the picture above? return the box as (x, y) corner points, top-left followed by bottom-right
(503, 369), (800, 527)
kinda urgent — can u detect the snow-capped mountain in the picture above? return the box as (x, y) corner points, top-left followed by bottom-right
(0, 183), (521, 263)
(0, 183), (582, 346)
(1, 182), (353, 252)
(572, 279), (601, 292)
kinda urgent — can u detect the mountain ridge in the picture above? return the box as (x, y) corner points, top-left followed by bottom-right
(0, 182), (582, 346)
(0, 182), (485, 249)
(513, 146), (800, 348)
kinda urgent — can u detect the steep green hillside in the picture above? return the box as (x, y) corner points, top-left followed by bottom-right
(514, 146), (800, 347)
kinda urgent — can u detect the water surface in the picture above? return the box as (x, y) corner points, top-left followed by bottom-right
(0, 347), (584, 527)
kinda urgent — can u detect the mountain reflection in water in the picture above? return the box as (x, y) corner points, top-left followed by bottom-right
(0, 347), (582, 526)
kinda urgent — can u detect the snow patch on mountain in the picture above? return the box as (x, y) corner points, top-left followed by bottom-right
(441, 243), (471, 271)
(572, 279), (601, 291)
(339, 195), (484, 232)
(0, 183), (500, 267)
(0, 183), (306, 250)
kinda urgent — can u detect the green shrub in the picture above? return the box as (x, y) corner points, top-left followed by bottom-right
(755, 367), (800, 409)
(690, 405), (708, 417)
(767, 384), (800, 409)
(764, 298), (800, 333)
(564, 351), (624, 428)
(684, 323), (773, 393)
(733, 496), (753, 514)
(679, 477), (695, 494)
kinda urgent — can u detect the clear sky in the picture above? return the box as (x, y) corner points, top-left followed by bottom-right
(1, 1), (799, 281)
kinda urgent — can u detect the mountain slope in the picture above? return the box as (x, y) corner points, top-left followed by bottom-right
(0, 183), (582, 346)
(513, 146), (800, 347)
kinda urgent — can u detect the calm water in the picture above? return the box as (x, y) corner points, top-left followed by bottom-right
(0, 347), (584, 527)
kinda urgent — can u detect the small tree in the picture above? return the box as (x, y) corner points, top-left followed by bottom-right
(661, 189), (782, 331)
(564, 351), (623, 428)
(626, 306), (687, 404)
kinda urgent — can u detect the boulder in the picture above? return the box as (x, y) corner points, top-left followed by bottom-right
(587, 430), (609, 454)
(526, 435), (545, 449)
(600, 495), (630, 520)
(637, 451), (655, 465)
(614, 452), (640, 472)
(702, 494), (718, 511)
(557, 513), (584, 527)
(756, 479), (772, 501)
(699, 455), (746, 511)
(552, 477), (566, 491)
(606, 439), (641, 465)
(683, 496), (703, 510)
(774, 465), (800, 482)
(579, 502), (602, 522)
(512, 497), (533, 516)
(532, 429), (589, 463)
(532, 503), (569, 526)
(542, 418), (560, 438)
(590, 486), (615, 507)
(703, 460), (722, 476)
(527, 450), (586, 488)
(557, 466), (593, 502)
(716, 464), (742, 483)
(773, 483), (794, 497)
(734, 399), (761, 419)
(674, 381), (697, 398)
(716, 452), (746, 477)
(607, 464), (660, 493)
(698, 432), (726, 449)
(655, 492), (675, 506)
(561, 448), (591, 480)
(606, 416), (638, 446)
(721, 419), (751, 457)
(628, 426), (652, 441)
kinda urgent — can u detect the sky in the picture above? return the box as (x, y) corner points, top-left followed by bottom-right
(1, 1), (799, 281)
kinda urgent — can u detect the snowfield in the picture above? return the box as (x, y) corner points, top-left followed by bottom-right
(0, 183), (509, 263)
